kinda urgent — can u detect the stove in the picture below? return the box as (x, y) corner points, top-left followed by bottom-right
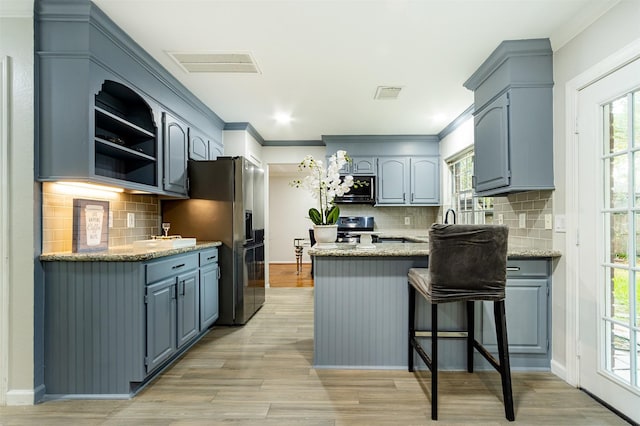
(336, 216), (374, 243)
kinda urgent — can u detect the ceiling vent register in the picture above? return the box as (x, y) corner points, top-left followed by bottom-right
(168, 52), (261, 74)
(374, 86), (402, 100)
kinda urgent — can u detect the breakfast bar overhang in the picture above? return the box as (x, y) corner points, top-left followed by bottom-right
(309, 243), (560, 371)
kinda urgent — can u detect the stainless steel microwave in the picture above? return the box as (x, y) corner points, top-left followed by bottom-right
(334, 175), (376, 204)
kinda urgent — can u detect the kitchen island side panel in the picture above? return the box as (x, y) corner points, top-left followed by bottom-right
(314, 256), (428, 369)
(44, 261), (145, 396)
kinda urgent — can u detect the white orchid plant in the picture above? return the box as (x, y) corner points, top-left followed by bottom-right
(291, 150), (354, 225)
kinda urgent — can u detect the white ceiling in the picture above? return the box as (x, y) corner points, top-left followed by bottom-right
(92, 0), (619, 142)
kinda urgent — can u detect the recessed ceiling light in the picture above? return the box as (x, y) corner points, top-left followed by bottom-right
(275, 113), (292, 124)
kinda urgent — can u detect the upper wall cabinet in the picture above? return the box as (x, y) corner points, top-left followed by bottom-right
(338, 156), (376, 175)
(463, 38), (554, 197)
(94, 81), (159, 187)
(189, 128), (223, 161)
(36, 0), (224, 195)
(163, 113), (188, 195)
(377, 156), (440, 205)
(324, 135), (441, 205)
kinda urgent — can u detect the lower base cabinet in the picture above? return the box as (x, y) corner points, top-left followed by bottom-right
(199, 248), (220, 330)
(479, 259), (551, 369)
(43, 246), (218, 397)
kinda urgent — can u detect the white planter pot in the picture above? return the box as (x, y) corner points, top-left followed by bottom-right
(313, 224), (338, 246)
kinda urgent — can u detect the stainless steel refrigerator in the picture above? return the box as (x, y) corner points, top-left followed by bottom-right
(161, 157), (265, 325)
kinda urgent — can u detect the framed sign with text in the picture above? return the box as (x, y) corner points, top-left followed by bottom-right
(72, 198), (109, 252)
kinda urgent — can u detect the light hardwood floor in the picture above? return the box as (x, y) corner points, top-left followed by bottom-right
(0, 288), (630, 425)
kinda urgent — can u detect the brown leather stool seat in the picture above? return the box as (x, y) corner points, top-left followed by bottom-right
(408, 224), (514, 421)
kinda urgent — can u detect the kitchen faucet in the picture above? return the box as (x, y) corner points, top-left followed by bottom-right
(444, 208), (456, 224)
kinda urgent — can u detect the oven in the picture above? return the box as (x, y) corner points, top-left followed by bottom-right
(336, 216), (375, 243)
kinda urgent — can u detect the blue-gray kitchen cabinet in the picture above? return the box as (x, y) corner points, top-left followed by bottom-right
(410, 156), (439, 204)
(36, 0), (225, 195)
(145, 277), (177, 373)
(176, 270), (200, 348)
(377, 157), (407, 204)
(145, 252), (200, 371)
(479, 259), (550, 369)
(340, 156), (376, 175)
(464, 39), (554, 197)
(189, 128), (223, 161)
(377, 156), (440, 205)
(162, 113), (189, 195)
(188, 128), (209, 161)
(42, 248), (217, 398)
(199, 249), (220, 330)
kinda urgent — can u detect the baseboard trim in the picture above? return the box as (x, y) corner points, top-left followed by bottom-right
(5, 389), (34, 405)
(550, 359), (567, 382)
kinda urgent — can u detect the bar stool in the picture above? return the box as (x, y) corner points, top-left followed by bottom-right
(407, 224), (514, 421)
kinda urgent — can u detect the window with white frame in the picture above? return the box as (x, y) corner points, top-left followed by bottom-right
(449, 150), (494, 224)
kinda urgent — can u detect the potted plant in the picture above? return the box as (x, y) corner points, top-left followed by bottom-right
(291, 150), (354, 245)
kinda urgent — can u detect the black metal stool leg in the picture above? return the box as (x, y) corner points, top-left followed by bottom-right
(466, 301), (475, 373)
(431, 303), (438, 421)
(494, 300), (515, 421)
(408, 285), (415, 372)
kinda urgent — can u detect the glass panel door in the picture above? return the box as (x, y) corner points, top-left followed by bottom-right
(577, 57), (640, 423)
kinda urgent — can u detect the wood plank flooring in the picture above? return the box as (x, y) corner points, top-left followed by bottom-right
(0, 288), (630, 425)
(269, 263), (314, 287)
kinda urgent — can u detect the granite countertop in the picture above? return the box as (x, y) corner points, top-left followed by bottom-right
(40, 241), (222, 262)
(308, 242), (561, 258)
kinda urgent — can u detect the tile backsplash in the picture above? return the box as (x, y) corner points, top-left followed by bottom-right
(338, 204), (438, 230)
(41, 182), (160, 253)
(494, 190), (553, 250)
(438, 190), (553, 250)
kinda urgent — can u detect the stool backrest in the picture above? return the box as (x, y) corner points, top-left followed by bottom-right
(428, 224), (508, 301)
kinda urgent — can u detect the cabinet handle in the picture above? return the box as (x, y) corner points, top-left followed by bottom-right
(207, 256), (216, 261)
(507, 266), (520, 271)
(403, 193), (406, 202)
(411, 193), (414, 202)
(172, 263), (186, 269)
(217, 268), (221, 279)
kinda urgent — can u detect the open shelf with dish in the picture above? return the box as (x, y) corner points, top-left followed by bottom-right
(94, 80), (158, 186)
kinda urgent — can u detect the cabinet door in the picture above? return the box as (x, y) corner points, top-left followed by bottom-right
(351, 156), (375, 175)
(473, 92), (510, 193)
(481, 278), (548, 355)
(177, 270), (200, 348)
(377, 157), (408, 204)
(188, 129), (209, 161)
(163, 113), (188, 194)
(208, 141), (223, 160)
(200, 263), (219, 330)
(146, 278), (177, 373)
(410, 157), (439, 204)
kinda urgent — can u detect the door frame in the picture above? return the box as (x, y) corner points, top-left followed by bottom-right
(0, 56), (10, 405)
(565, 38), (640, 387)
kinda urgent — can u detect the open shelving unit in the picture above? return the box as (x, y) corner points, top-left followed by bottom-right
(94, 81), (158, 187)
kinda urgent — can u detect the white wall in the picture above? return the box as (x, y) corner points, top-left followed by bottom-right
(550, 0), (640, 380)
(0, 11), (36, 405)
(269, 173), (317, 263)
(223, 129), (264, 167)
(264, 146), (326, 265)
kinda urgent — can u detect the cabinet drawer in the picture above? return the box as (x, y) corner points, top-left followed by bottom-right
(146, 253), (198, 284)
(199, 248), (218, 266)
(506, 260), (549, 278)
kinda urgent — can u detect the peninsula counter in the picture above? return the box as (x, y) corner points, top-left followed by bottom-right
(309, 243), (560, 371)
